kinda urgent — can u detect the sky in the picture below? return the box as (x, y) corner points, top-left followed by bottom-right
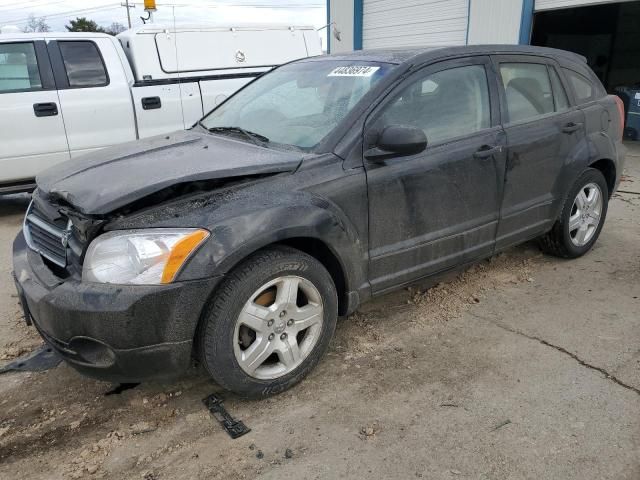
(0, 0), (327, 47)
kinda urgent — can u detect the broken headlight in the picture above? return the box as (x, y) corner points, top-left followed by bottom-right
(82, 229), (209, 285)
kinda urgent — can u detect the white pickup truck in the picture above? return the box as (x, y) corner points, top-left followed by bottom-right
(0, 24), (322, 193)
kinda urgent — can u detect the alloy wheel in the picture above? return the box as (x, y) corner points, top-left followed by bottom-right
(233, 275), (324, 380)
(569, 182), (603, 247)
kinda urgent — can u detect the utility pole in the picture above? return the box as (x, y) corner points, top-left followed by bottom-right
(121, 0), (135, 29)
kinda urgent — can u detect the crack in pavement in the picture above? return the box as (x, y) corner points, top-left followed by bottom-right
(472, 313), (640, 397)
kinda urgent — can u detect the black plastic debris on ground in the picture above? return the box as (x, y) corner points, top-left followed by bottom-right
(105, 383), (140, 396)
(202, 393), (251, 439)
(0, 344), (61, 374)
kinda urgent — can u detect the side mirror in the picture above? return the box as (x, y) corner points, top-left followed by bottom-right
(365, 125), (427, 160)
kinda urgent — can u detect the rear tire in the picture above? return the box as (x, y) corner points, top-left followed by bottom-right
(197, 246), (338, 398)
(539, 168), (608, 258)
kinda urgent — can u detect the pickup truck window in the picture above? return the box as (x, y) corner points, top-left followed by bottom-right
(200, 60), (394, 150)
(58, 41), (108, 88)
(0, 42), (42, 93)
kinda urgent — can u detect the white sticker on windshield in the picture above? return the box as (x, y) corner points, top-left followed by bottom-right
(328, 66), (380, 77)
(635, 92), (640, 100)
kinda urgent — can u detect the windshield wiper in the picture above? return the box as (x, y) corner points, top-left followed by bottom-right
(203, 125), (270, 146)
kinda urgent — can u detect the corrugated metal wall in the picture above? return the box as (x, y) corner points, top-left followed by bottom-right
(535, 0), (631, 11)
(329, 0), (355, 52)
(468, 0), (523, 44)
(327, 0), (639, 53)
(362, 0), (469, 49)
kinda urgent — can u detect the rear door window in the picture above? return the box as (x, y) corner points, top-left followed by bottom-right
(0, 42), (42, 93)
(58, 41), (108, 88)
(563, 68), (594, 103)
(499, 63), (555, 123)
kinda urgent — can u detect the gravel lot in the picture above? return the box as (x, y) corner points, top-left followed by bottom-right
(0, 147), (638, 480)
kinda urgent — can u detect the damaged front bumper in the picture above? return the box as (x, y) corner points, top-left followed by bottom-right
(12, 232), (220, 383)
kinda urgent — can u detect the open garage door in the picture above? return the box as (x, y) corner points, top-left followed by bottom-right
(535, 0), (633, 10)
(531, 1), (640, 139)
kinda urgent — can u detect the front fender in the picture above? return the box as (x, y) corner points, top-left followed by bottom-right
(103, 157), (369, 307)
(206, 198), (364, 292)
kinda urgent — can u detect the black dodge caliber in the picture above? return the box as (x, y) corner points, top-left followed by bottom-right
(13, 45), (626, 397)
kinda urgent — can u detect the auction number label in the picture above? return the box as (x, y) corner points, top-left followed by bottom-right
(328, 66), (380, 77)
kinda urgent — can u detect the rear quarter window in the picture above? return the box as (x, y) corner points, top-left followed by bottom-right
(563, 68), (595, 103)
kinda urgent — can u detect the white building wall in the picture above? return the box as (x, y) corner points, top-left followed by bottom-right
(328, 0), (632, 53)
(468, 0), (523, 44)
(536, 0), (634, 11)
(329, 0), (354, 52)
(362, 0), (469, 49)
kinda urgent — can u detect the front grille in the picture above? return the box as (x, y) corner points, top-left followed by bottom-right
(24, 202), (70, 267)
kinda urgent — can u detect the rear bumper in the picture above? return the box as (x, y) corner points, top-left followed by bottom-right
(614, 140), (627, 193)
(12, 232), (220, 383)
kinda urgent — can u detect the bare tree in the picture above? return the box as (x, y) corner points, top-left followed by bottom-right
(105, 22), (127, 35)
(22, 14), (50, 33)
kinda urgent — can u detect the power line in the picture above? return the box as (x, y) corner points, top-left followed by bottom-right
(3, 1), (324, 25)
(0, 0), (68, 12)
(0, 0), (48, 8)
(5, 4), (121, 25)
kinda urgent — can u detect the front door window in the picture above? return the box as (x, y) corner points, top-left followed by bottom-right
(378, 64), (491, 145)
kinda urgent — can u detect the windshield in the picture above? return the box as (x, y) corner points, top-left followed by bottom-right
(199, 60), (394, 150)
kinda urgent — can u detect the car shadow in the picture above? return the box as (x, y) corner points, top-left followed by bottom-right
(0, 193), (31, 218)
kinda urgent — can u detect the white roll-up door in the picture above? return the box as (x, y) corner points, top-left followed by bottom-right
(363, 0), (469, 49)
(535, 0), (631, 11)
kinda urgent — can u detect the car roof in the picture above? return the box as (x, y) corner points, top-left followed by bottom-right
(313, 44), (587, 66)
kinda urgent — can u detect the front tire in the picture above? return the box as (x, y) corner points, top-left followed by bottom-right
(197, 246), (338, 398)
(539, 168), (609, 258)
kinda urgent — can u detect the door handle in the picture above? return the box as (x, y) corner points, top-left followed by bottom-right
(562, 122), (583, 134)
(141, 96), (161, 110)
(33, 102), (58, 117)
(473, 145), (502, 159)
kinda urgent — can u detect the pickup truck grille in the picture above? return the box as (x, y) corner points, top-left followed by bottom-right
(23, 203), (70, 267)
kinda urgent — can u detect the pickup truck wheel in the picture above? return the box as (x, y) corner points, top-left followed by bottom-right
(197, 246), (337, 398)
(539, 168), (609, 258)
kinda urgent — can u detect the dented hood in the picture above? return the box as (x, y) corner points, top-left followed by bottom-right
(36, 130), (303, 215)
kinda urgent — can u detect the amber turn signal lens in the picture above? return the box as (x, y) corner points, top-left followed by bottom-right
(161, 229), (209, 283)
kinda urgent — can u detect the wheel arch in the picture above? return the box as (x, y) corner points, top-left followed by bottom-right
(275, 237), (350, 316)
(194, 202), (367, 318)
(215, 234), (357, 317)
(192, 233), (357, 369)
(588, 158), (616, 197)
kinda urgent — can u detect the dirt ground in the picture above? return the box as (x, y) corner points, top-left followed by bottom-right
(0, 147), (638, 480)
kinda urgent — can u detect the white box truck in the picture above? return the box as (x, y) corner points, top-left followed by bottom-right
(0, 24), (322, 192)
